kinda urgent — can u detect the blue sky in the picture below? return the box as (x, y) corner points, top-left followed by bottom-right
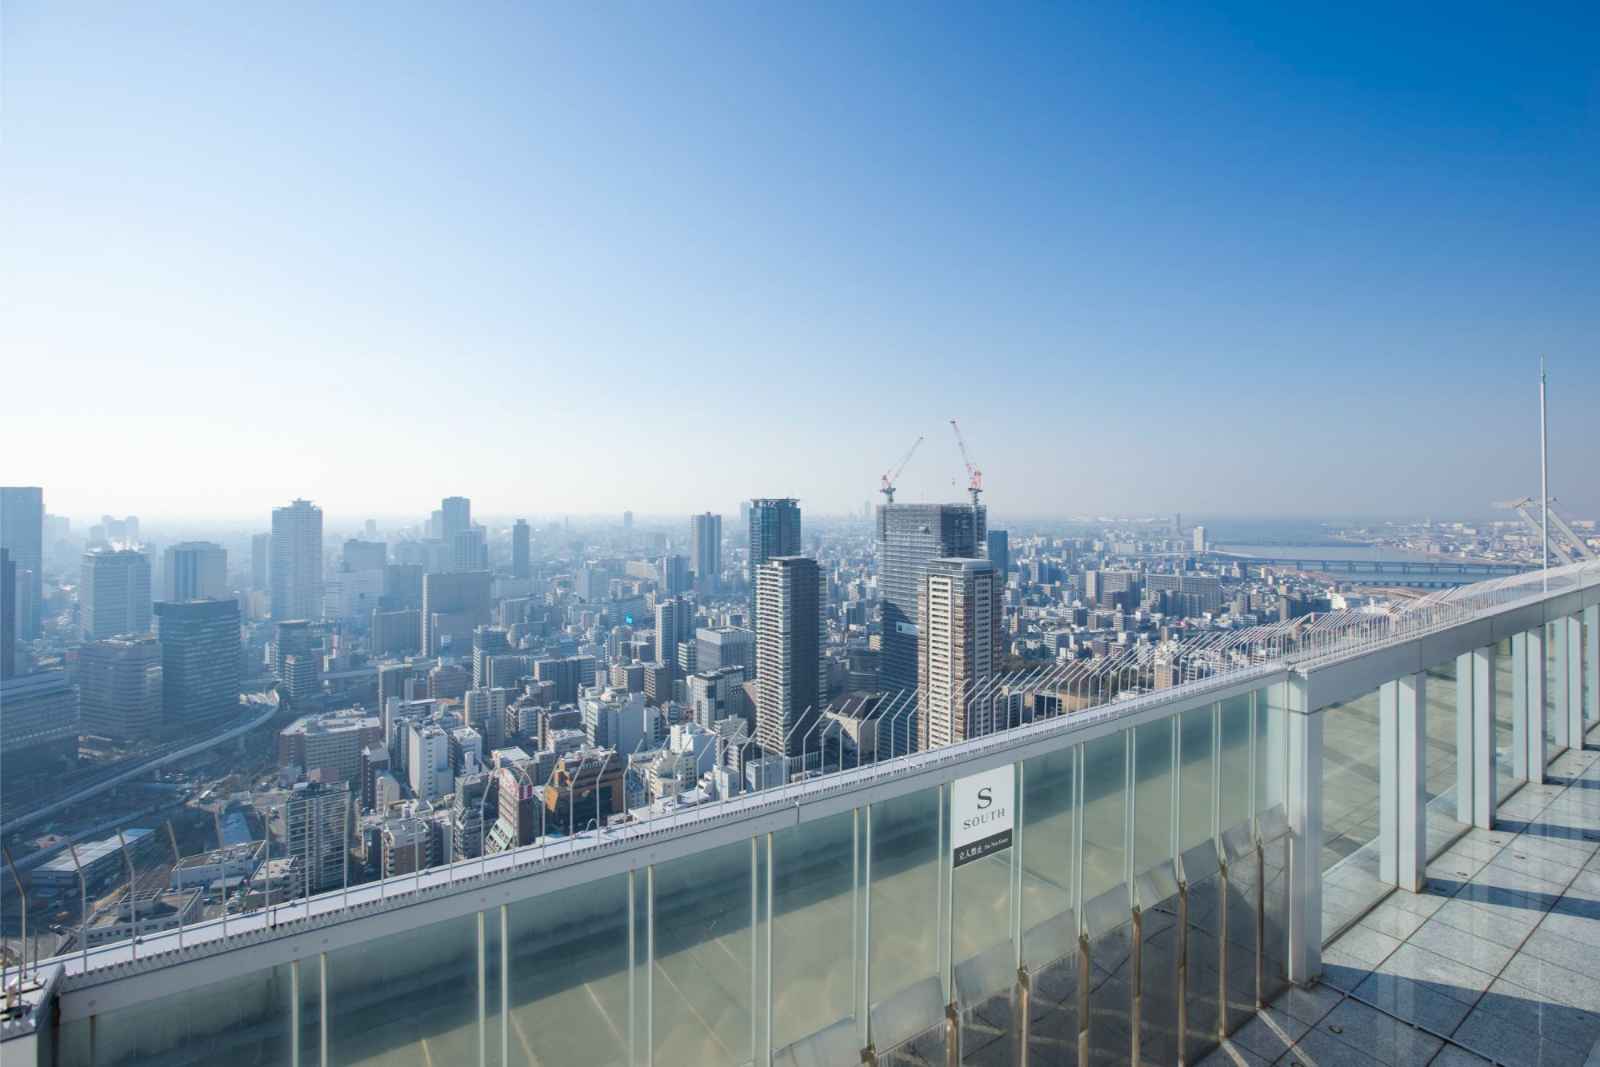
(3, 3), (1596, 521)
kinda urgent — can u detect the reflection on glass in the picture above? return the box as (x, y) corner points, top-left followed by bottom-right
(1080, 731), (1127, 909)
(1423, 660), (1465, 859)
(770, 810), (857, 1055)
(1131, 718), (1175, 879)
(1217, 694), (1252, 835)
(506, 873), (632, 1066)
(1178, 704), (1216, 852)
(325, 913), (478, 1066)
(654, 838), (752, 1066)
(869, 787), (946, 1055)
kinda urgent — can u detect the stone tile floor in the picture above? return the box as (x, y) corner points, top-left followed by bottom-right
(1202, 744), (1600, 1067)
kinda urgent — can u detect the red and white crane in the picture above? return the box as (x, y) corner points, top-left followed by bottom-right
(949, 418), (982, 510)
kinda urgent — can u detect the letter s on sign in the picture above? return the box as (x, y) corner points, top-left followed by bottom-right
(977, 787), (992, 809)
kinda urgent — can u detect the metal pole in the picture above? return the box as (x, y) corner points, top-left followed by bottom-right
(342, 794), (351, 908)
(212, 808), (228, 940)
(2, 847), (27, 985)
(166, 822), (184, 950)
(1541, 356), (1550, 592)
(115, 829), (137, 960)
(68, 843), (88, 969)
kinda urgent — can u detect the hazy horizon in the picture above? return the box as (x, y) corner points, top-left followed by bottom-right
(5, 5), (1596, 520)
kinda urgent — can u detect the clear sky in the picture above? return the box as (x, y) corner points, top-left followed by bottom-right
(3, 3), (1596, 522)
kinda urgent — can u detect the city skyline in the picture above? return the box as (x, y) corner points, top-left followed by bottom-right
(4, 5), (1596, 520)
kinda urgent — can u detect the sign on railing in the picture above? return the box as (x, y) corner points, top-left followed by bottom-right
(952, 765), (1014, 867)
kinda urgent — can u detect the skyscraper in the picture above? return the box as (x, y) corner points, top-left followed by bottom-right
(155, 599), (242, 726)
(162, 542), (228, 601)
(659, 554), (691, 596)
(283, 780), (349, 894)
(512, 519), (531, 579)
(270, 499), (323, 621)
(440, 496), (472, 545)
(985, 529), (1010, 584)
(0, 486), (43, 638)
(78, 634), (164, 742)
(251, 532), (270, 590)
(421, 570), (493, 655)
(1, 548), (14, 679)
(748, 499), (801, 582)
(918, 558), (1001, 750)
(81, 548), (152, 639)
(876, 503), (985, 693)
(691, 513), (722, 593)
(754, 556), (823, 762)
(451, 529), (487, 572)
(1193, 525), (1207, 553)
(656, 596), (693, 678)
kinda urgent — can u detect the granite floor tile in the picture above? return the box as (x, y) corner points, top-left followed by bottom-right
(1500, 953), (1600, 1014)
(1407, 916), (1520, 975)
(1349, 969), (1473, 1034)
(1369, 943), (1496, 1006)
(1428, 896), (1540, 949)
(1305, 998), (1442, 1066)
(1473, 976), (1600, 1056)
(1451, 1005), (1589, 1067)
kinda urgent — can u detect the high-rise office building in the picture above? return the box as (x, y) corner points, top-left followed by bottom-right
(1, 548), (14, 679)
(876, 503), (985, 695)
(270, 499), (323, 621)
(162, 542), (228, 602)
(78, 634), (164, 742)
(1, 486), (44, 638)
(917, 558), (1001, 750)
(81, 548), (152, 640)
(986, 529), (1010, 584)
(251, 532), (270, 590)
(440, 496), (472, 545)
(512, 520), (531, 579)
(696, 626), (755, 673)
(282, 781), (349, 895)
(154, 599), (241, 726)
(421, 570), (493, 655)
(660, 554), (691, 596)
(754, 556), (824, 761)
(748, 499), (801, 584)
(451, 529), (487, 573)
(656, 596), (693, 678)
(472, 625), (511, 689)
(691, 513), (722, 593)
(342, 539), (387, 573)
(1193, 525), (1207, 553)
(408, 722), (452, 801)
(0, 671), (79, 780)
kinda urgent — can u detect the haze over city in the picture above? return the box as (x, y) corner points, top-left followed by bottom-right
(5, 4), (1597, 518)
(4, 6), (1600, 1067)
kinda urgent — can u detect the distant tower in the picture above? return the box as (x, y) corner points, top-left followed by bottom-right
(748, 498), (801, 626)
(918, 558), (1001, 750)
(440, 496), (472, 545)
(691, 513), (722, 594)
(1193, 525), (1207, 554)
(78, 634), (164, 742)
(623, 510), (634, 531)
(155, 599), (242, 726)
(754, 556), (824, 764)
(985, 529), (1010, 583)
(270, 499), (324, 621)
(81, 547), (152, 639)
(656, 595), (694, 678)
(1, 548), (14, 679)
(163, 541), (227, 601)
(512, 519), (531, 579)
(0, 486), (44, 638)
(251, 532), (270, 591)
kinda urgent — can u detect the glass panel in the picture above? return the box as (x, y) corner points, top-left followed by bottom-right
(869, 787), (946, 1056)
(1021, 747), (1075, 969)
(1081, 732), (1127, 911)
(954, 772), (1015, 1065)
(1320, 686), (1384, 940)
(1423, 661), (1466, 860)
(1254, 687), (1285, 819)
(58, 963), (303, 1067)
(326, 911), (479, 1066)
(1019, 747), (1077, 1064)
(1261, 836), (1292, 1004)
(1178, 703), (1216, 852)
(771, 810), (858, 1060)
(506, 873), (632, 1066)
(1137, 880), (1182, 1064)
(1222, 854), (1257, 1035)
(1131, 718), (1174, 879)
(1181, 871), (1224, 1064)
(1217, 694), (1252, 835)
(1494, 637), (1520, 798)
(1546, 622), (1562, 765)
(1086, 921), (1134, 1064)
(654, 837), (753, 1066)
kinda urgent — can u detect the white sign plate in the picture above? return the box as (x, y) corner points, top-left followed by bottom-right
(951, 764), (1014, 868)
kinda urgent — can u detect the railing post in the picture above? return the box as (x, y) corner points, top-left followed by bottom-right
(1553, 620), (1572, 751)
(1470, 648), (1497, 829)
(1379, 675), (1425, 891)
(1565, 616), (1584, 750)
(1455, 653), (1475, 827)
(1584, 605), (1599, 733)
(1278, 678), (1321, 985)
(1526, 628), (1548, 781)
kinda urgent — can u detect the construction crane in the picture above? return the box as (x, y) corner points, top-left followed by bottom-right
(879, 435), (924, 505)
(949, 418), (982, 510)
(1549, 500), (1597, 562)
(1494, 497), (1586, 565)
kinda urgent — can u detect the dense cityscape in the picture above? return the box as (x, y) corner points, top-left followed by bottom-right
(2, 475), (1592, 970)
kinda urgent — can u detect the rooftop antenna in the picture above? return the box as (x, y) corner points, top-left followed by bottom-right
(1540, 357), (1549, 592)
